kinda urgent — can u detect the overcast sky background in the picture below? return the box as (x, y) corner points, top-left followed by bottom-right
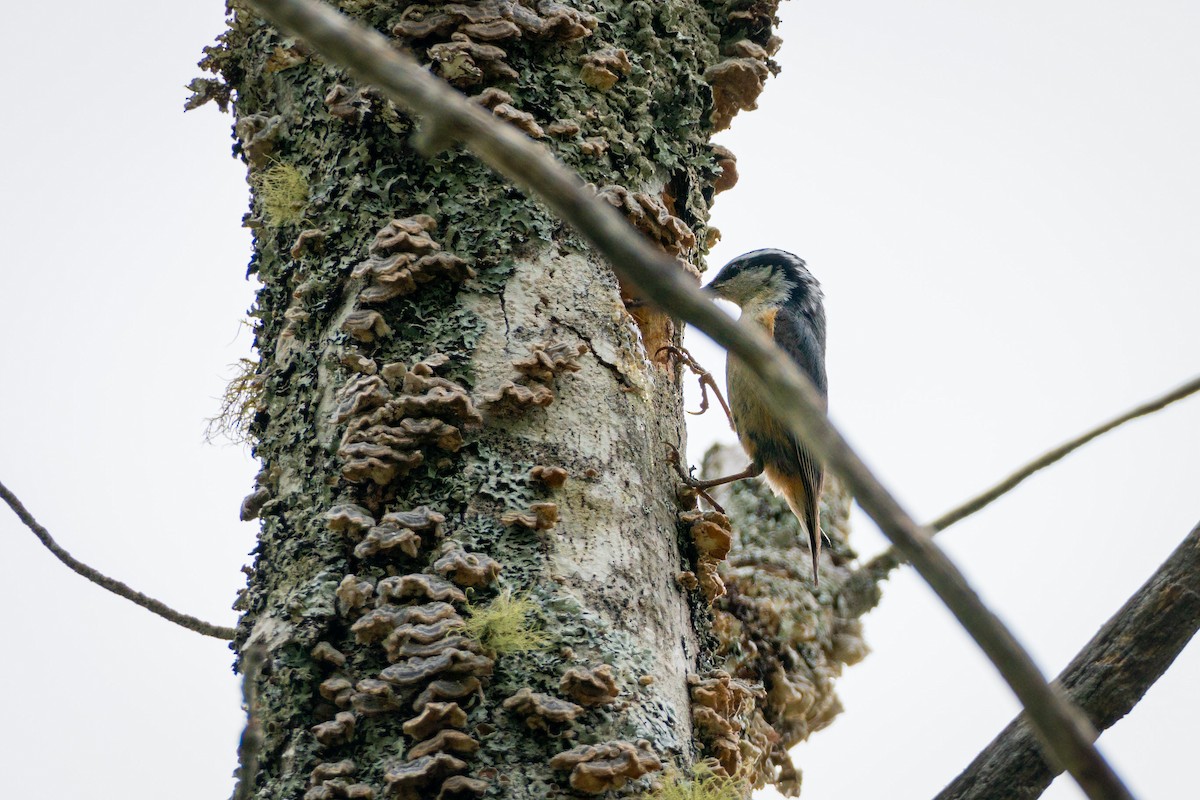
(1, 1), (1197, 798)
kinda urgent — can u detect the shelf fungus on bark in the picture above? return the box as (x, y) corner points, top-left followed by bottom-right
(353, 506), (445, 561)
(432, 543), (502, 588)
(320, 676), (355, 709)
(324, 83), (373, 125)
(680, 510), (734, 602)
(711, 144), (739, 195)
(559, 664), (620, 708)
(704, 39), (779, 132)
(688, 670), (760, 779)
(379, 647), (494, 689)
(500, 501), (558, 530)
(529, 465), (568, 489)
(351, 216), (475, 305)
(483, 340), (587, 415)
(428, 33), (519, 87)
(472, 88), (545, 138)
(403, 700), (469, 741)
(579, 48), (632, 91)
(408, 729), (481, 760)
(311, 710), (358, 747)
(349, 678), (406, 716)
(235, 113), (283, 167)
(595, 185), (697, 259)
(393, 1), (598, 44)
(502, 687), (585, 731)
(383, 753), (469, 800)
(549, 739), (663, 795)
(376, 573), (467, 606)
(305, 759), (376, 800)
(335, 358), (480, 487)
(312, 641), (349, 668)
(342, 310), (393, 343)
(336, 574), (377, 618)
(546, 120), (580, 137)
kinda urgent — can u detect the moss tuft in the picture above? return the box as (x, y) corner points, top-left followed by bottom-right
(463, 589), (550, 654)
(257, 162), (309, 226)
(638, 761), (748, 800)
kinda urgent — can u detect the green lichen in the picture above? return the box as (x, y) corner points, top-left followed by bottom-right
(463, 589), (551, 654)
(205, 357), (264, 445)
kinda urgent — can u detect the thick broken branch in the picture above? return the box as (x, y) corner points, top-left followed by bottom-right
(937, 519), (1200, 800)
(241, 2), (1129, 796)
(851, 373), (1200, 598)
(1, 479), (235, 640)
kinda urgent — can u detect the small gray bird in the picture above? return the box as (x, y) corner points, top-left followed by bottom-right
(697, 249), (828, 581)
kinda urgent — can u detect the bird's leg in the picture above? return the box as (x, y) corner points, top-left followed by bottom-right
(656, 345), (736, 429)
(665, 443), (763, 490)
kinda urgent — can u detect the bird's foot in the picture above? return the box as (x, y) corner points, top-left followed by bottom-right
(664, 443), (728, 513)
(656, 345), (736, 429)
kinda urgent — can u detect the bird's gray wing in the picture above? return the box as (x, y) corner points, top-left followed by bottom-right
(773, 309), (827, 539)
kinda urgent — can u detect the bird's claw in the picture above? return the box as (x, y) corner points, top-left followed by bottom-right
(656, 345), (736, 430)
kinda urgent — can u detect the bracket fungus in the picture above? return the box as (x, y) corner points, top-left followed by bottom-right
(483, 340), (587, 414)
(579, 48), (632, 91)
(320, 677), (355, 709)
(595, 185), (696, 258)
(408, 729), (481, 760)
(432, 545), (502, 588)
(291, 227), (327, 259)
(502, 687), (585, 731)
(549, 739), (663, 794)
(413, 676), (484, 712)
(379, 646), (493, 688)
(336, 574), (377, 617)
(383, 753), (468, 800)
(500, 501), (558, 530)
(403, 701), (469, 740)
(324, 83), (372, 124)
(703, 42), (776, 132)
(342, 310), (393, 343)
(560, 664), (620, 708)
(336, 358), (480, 487)
(711, 144), (739, 195)
(429, 34), (519, 87)
(376, 573), (467, 606)
(472, 88), (544, 138)
(311, 711), (358, 747)
(350, 678), (407, 716)
(352, 216), (474, 305)
(529, 465), (568, 489)
(313, 641), (349, 668)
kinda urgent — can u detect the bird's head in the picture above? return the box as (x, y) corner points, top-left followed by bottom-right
(705, 249), (821, 311)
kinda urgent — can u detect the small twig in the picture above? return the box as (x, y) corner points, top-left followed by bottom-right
(657, 345), (736, 428)
(0, 479), (236, 640)
(847, 373), (1200, 601)
(244, 2), (1132, 796)
(232, 645), (267, 800)
(936, 519), (1200, 800)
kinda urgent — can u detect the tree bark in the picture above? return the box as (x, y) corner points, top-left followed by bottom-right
(194, 1), (822, 798)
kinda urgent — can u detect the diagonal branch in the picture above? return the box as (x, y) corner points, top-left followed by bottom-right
(936, 519), (1200, 800)
(843, 373), (1200, 611)
(242, 1), (1131, 796)
(1, 479), (235, 640)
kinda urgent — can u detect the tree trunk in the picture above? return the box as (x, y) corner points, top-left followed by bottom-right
(192, 1), (858, 797)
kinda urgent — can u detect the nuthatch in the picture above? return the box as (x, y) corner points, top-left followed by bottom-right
(688, 249), (828, 582)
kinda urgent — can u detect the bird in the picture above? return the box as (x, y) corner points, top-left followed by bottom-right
(697, 249), (828, 582)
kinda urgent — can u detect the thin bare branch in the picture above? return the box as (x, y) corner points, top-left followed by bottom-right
(232, 645), (267, 800)
(243, 1), (1132, 796)
(937, 519), (1200, 800)
(845, 373), (1200, 607)
(1, 479), (236, 640)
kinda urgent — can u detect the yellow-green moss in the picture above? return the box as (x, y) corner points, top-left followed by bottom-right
(256, 162), (309, 227)
(463, 589), (550, 654)
(638, 761), (747, 800)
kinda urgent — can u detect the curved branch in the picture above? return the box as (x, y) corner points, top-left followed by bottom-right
(243, 2), (1131, 797)
(850, 374), (1200, 599)
(937, 519), (1200, 800)
(1, 480), (236, 640)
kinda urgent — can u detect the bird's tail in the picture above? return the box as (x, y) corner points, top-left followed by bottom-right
(782, 490), (822, 584)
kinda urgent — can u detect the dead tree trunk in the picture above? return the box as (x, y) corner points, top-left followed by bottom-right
(190, 1), (855, 797)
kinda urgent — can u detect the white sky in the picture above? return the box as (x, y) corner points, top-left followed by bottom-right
(1, 2), (1197, 798)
